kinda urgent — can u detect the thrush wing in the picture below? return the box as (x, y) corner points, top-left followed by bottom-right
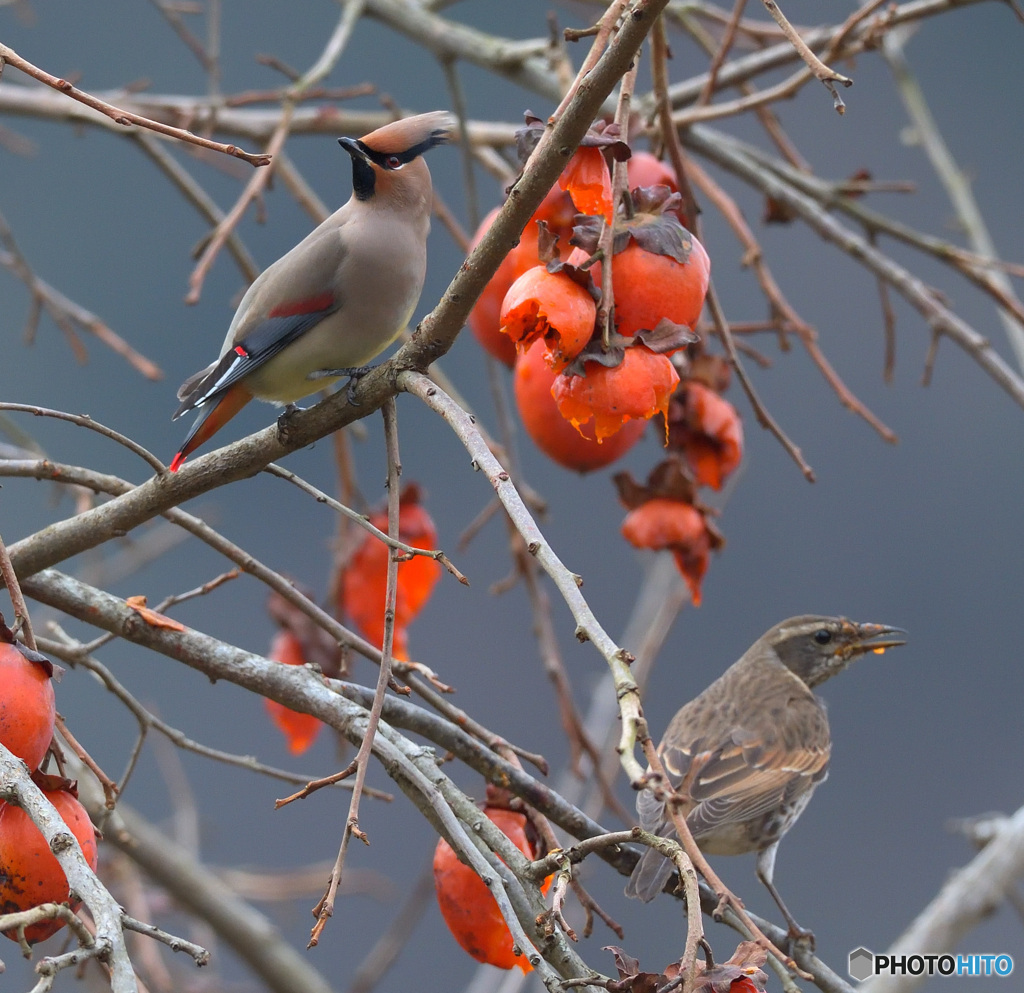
(684, 700), (831, 850)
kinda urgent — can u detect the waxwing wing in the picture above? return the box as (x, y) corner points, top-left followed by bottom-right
(170, 110), (454, 471)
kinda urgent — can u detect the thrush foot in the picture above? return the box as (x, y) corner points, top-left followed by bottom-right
(785, 926), (816, 954)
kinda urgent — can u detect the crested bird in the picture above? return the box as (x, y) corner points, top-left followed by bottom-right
(625, 615), (907, 939)
(169, 110), (455, 471)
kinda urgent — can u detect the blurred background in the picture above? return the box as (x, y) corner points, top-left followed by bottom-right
(1, 0), (1022, 989)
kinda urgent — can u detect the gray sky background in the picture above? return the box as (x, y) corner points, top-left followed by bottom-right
(1, 1), (1022, 990)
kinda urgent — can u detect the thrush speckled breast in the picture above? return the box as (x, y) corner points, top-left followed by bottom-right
(625, 615), (907, 940)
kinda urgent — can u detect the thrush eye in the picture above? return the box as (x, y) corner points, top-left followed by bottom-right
(814, 629), (832, 645)
(385, 154), (402, 169)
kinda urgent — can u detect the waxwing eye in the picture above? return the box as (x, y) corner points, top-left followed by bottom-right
(385, 154), (402, 169)
(814, 629), (832, 645)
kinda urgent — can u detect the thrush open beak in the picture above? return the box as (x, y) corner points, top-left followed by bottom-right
(853, 623), (908, 654)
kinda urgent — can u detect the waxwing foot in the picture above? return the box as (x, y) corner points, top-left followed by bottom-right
(309, 364), (375, 406)
(307, 364), (374, 381)
(275, 403), (304, 444)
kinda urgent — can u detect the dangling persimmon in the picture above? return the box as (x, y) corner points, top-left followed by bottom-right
(263, 629), (322, 756)
(338, 483), (441, 660)
(572, 186), (710, 344)
(621, 497), (715, 605)
(615, 462), (724, 606)
(667, 381), (743, 491)
(0, 638), (56, 773)
(559, 145), (613, 218)
(613, 237), (710, 339)
(514, 340), (645, 472)
(433, 805), (548, 972)
(0, 781), (98, 945)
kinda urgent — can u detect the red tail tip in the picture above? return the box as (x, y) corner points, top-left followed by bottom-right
(169, 452), (186, 473)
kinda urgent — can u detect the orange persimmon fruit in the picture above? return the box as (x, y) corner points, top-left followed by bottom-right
(627, 150), (678, 192)
(0, 784), (98, 945)
(613, 236), (710, 339)
(669, 381), (743, 491)
(0, 641), (56, 773)
(559, 145), (613, 218)
(552, 345), (679, 441)
(467, 187), (577, 368)
(433, 806), (549, 972)
(500, 252), (596, 372)
(621, 497), (714, 605)
(514, 340), (645, 472)
(263, 629), (322, 756)
(339, 484), (441, 659)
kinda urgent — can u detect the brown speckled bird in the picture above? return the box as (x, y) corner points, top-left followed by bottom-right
(625, 615), (906, 937)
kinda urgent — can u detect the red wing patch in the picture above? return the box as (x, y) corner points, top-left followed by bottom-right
(268, 292), (335, 319)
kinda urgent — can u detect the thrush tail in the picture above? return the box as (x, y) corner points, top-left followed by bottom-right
(624, 846), (676, 902)
(169, 384), (252, 472)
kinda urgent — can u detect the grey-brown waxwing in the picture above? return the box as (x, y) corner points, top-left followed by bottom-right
(170, 110), (454, 471)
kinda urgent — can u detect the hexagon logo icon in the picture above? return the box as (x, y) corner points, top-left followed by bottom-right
(849, 947), (875, 982)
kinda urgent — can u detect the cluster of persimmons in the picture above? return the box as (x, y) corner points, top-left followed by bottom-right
(0, 617), (99, 945)
(469, 122), (741, 606)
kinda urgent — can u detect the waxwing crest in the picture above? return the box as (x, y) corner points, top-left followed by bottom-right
(357, 111), (455, 157)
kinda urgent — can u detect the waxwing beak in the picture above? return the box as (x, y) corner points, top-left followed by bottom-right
(337, 136), (368, 163)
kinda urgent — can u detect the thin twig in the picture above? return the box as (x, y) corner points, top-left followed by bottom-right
(758, 0), (852, 112)
(696, 0), (749, 106)
(0, 211), (164, 380)
(186, 101), (293, 303)
(0, 402), (166, 472)
(0, 529), (35, 649)
(132, 130), (260, 282)
(309, 397), (402, 947)
(40, 627), (393, 799)
(705, 283), (816, 481)
(0, 42), (270, 165)
(265, 462), (467, 581)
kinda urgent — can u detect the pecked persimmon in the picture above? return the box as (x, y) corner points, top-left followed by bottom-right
(500, 249), (596, 372)
(433, 805), (549, 972)
(263, 629), (322, 756)
(552, 345), (679, 441)
(559, 145), (613, 218)
(0, 783), (98, 944)
(0, 641), (56, 773)
(621, 497), (715, 605)
(668, 381), (743, 490)
(514, 341), (645, 472)
(339, 483), (441, 660)
(467, 187), (578, 368)
(467, 208), (534, 367)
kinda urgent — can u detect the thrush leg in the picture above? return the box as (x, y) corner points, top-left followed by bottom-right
(756, 844), (815, 949)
